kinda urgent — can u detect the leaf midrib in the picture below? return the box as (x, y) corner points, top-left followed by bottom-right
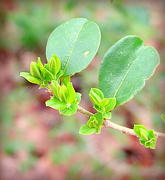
(63, 20), (87, 74)
(113, 46), (144, 98)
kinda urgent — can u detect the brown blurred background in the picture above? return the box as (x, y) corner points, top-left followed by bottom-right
(0, 0), (165, 179)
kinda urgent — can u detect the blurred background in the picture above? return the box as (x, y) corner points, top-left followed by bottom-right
(0, 0), (165, 179)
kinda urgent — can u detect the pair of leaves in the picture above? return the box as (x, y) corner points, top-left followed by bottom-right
(89, 88), (116, 118)
(47, 18), (159, 108)
(79, 113), (104, 135)
(20, 55), (61, 87)
(20, 17), (160, 109)
(133, 125), (157, 149)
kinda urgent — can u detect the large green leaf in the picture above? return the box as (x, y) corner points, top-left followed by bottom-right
(46, 18), (101, 76)
(99, 36), (160, 106)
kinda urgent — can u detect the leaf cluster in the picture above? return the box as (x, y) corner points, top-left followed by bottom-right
(134, 125), (157, 149)
(20, 54), (61, 87)
(79, 88), (116, 135)
(46, 79), (81, 116)
(89, 88), (116, 118)
(79, 113), (104, 135)
(20, 54), (81, 116)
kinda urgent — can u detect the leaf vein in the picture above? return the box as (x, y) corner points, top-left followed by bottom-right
(63, 20), (87, 74)
(113, 48), (143, 97)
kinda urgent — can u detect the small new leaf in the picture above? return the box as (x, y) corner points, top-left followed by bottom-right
(62, 76), (71, 86)
(103, 112), (112, 119)
(89, 88), (116, 115)
(47, 54), (61, 75)
(20, 72), (42, 85)
(30, 62), (41, 79)
(37, 57), (45, 78)
(93, 112), (104, 126)
(104, 98), (116, 112)
(52, 54), (61, 74)
(89, 88), (104, 106)
(60, 103), (78, 116)
(59, 85), (68, 102)
(79, 124), (96, 135)
(140, 128), (149, 141)
(95, 126), (102, 134)
(79, 113), (104, 135)
(99, 98), (109, 108)
(133, 125), (145, 137)
(66, 82), (76, 103)
(45, 98), (66, 110)
(87, 119), (98, 128)
(44, 67), (55, 81)
(51, 80), (61, 98)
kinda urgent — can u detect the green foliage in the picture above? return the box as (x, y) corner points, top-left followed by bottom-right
(89, 88), (116, 118)
(99, 35), (160, 107)
(79, 89), (116, 135)
(133, 125), (157, 149)
(20, 18), (161, 149)
(20, 55), (61, 87)
(46, 18), (101, 77)
(79, 124), (96, 135)
(46, 90), (81, 116)
(20, 54), (81, 116)
(45, 76), (81, 116)
(79, 113), (104, 135)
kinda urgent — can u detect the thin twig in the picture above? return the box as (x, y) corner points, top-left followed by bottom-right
(78, 106), (165, 139)
(103, 120), (136, 136)
(103, 120), (165, 139)
(78, 106), (93, 117)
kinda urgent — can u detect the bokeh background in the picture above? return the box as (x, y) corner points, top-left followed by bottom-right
(0, 0), (165, 179)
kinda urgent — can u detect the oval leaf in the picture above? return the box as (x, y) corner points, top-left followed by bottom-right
(79, 124), (96, 135)
(45, 98), (66, 110)
(20, 72), (42, 85)
(60, 104), (78, 116)
(99, 35), (160, 106)
(46, 18), (101, 76)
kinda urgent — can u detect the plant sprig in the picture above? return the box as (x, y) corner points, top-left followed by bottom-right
(20, 17), (165, 149)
